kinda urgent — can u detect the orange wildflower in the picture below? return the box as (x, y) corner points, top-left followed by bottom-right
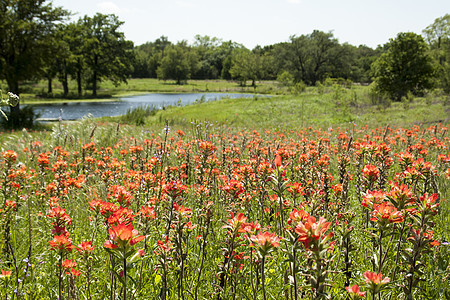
(363, 271), (390, 293)
(2, 150), (18, 163)
(346, 284), (366, 298)
(0, 270), (12, 278)
(249, 231), (281, 255)
(49, 234), (76, 252)
(370, 202), (404, 225)
(362, 164), (380, 182)
(104, 222), (144, 250)
(222, 212), (247, 233)
(77, 241), (95, 254)
(294, 215), (332, 250)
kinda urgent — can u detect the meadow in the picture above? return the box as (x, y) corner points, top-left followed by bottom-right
(0, 80), (449, 299)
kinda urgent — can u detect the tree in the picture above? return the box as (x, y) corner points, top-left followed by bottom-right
(192, 35), (223, 79)
(131, 36), (172, 79)
(156, 42), (199, 84)
(371, 32), (435, 101)
(58, 22), (86, 97)
(274, 31), (345, 85)
(229, 48), (269, 86)
(0, 0), (68, 126)
(79, 13), (134, 96)
(41, 23), (75, 97)
(423, 14), (450, 93)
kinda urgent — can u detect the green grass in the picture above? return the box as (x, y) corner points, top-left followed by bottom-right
(143, 85), (449, 130)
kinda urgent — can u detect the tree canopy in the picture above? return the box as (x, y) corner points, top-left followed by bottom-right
(156, 42), (199, 84)
(371, 32), (435, 101)
(0, 0), (68, 126)
(423, 14), (450, 93)
(78, 13), (134, 96)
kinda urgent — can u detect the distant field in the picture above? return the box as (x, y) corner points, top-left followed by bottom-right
(113, 84), (449, 130)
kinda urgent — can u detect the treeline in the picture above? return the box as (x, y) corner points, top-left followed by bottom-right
(1, 0), (449, 102)
(132, 32), (382, 86)
(42, 14), (134, 97)
(131, 15), (450, 95)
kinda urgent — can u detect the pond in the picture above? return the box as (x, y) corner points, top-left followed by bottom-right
(29, 93), (257, 121)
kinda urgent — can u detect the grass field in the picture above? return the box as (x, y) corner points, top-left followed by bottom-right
(107, 83), (449, 130)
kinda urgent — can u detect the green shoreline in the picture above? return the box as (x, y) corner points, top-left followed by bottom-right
(21, 91), (263, 105)
(11, 78), (280, 105)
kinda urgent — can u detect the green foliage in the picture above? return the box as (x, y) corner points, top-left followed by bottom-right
(277, 71), (294, 87)
(229, 48), (269, 86)
(0, 0), (69, 91)
(0, 105), (39, 129)
(423, 14), (450, 93)
(0, 90), (19, 120)
(130, 29), (385, 86)
(0, 0), (68, 127)
(371, 32), (435, 101)
(401, 91), (415, 110)
(369, 82), (391, 110)
(116, 106), (156, 126)
(132, 36), (171, 78)
(292, 81), (306, 94)
(78, 13), (134, 96)
(192, 35), (234, 79)
(275, 31), (346, 85)
(156, 42), (200, 84)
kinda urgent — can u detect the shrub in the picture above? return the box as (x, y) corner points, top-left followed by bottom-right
(0, 105), (40, 129)
(118, 105), (156, 125)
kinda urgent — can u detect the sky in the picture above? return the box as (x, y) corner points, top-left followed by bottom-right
(51, 0), (449, 49)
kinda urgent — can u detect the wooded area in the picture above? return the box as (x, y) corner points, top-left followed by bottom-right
(0, 1), (449, 113)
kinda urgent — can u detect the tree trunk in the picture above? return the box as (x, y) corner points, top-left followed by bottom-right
(93, 71), (97, 97)
(77, 58), (82, 97)
(7, 79), (20, 128)
(93, 55), (98, 96)
(48, 77), (53, 94)
(62, 60), (69, 97)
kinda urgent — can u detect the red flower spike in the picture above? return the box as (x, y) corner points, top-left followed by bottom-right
(77, 241), (95, 254)
(362, 164), (380, 182)
(0, 270), (12, 278)
(346, 284), (366, 298)
(49, 234), (76, 252)
(363, 271), (390, 286)
(104, 222), (144, 250)
(370, 202), (404, 225)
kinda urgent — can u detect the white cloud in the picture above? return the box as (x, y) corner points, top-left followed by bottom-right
(287, 0), (301, 3)
(97, 1), (123, 14)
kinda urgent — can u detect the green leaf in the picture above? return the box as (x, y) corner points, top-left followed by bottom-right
(155, 274), (162, 285)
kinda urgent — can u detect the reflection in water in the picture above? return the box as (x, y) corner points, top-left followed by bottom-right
(30, 93), (257, 120)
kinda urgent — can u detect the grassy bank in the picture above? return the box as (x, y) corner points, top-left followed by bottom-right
(133, 85), (449, 130)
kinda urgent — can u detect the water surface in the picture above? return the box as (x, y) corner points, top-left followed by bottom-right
(31, 93), (256, 120)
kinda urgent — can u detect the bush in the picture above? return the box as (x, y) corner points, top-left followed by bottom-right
(291, 81), (306, 94)
(0, 105), (40, 129)
(277, 71), (294, 87)
(118, 105), (156, 125)
(369, 82), (391, 109)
